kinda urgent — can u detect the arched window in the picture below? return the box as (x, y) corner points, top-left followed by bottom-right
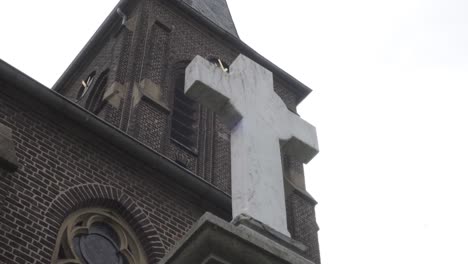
(77, 71), (96, 100)
(52, 208), (147, 264)
(170, 66), (199, 151)
(85, 69), (110, 114)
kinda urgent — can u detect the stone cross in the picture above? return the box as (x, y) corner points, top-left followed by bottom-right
(185, 54), (319, 237)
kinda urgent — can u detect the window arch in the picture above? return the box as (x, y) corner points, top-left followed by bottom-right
(77, 71), (96, 100)
(52, 208), (147, 264)
(85, 69), (110, 114)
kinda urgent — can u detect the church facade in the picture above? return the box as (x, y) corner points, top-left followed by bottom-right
(0, 0), (320, 263)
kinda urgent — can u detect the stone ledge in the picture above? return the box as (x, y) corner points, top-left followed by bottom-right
(134, 79), (170, 113)
(160, 212), (315, 264)
(0, 123), (18, 172)
(285, 177), (318, 206)
(231, 214), (309, 256)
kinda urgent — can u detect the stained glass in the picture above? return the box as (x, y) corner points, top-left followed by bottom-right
(72, 223), (128, 264)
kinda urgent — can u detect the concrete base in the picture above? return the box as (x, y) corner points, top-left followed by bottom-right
(160, 213), (315, 264)
(231, 214), (308, 256)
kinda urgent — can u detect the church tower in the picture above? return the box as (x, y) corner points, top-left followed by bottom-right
(0, 0), (320, 263)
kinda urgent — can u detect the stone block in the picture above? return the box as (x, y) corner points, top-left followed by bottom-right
(160, 212), (315, 264)
(104, 81), (126, 108)
(231, 214), (309, 256)
(133, 79), (169, 112)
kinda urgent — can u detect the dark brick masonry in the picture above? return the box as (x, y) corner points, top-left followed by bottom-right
(0, 86), (214, 263)
(0, 0), (321, 263)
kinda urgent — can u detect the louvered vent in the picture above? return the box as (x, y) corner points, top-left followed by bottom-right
(171, 74), (198, 150)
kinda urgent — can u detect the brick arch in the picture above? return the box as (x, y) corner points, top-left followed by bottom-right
(78, 66), (112, 105)
(85, 68), (110, 114)
(170, 59), (192, 70)
(44, 183), (165, 263)
(168, 52), (196, 65)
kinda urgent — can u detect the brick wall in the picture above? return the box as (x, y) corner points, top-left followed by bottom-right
(57, 0), (303, 195)
(0, 84), (227, 263)
(16, 0), (322, 262)
(287, 191), (321, 264)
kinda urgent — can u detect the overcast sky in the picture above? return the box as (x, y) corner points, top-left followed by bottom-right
(1, 1), (468, 263)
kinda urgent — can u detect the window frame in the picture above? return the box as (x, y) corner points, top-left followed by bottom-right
(51, 207), (148, 264)
(169, 65), (201, 155)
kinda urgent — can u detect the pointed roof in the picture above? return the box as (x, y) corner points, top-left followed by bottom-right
(53, 0), (312, 103)
(181, 0), (238, 37)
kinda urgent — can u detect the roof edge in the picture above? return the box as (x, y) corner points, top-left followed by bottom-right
(52, 0), (312, 102)
(223, 0), (239, 37)
(167, 0), (312, 103)
(52, 0), (133, 91)
(1, 59), (231, 213)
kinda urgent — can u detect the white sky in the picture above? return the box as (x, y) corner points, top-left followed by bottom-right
(1, 1), (468, 263)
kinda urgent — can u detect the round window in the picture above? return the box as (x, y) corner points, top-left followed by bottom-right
(52, 208), (147, 264)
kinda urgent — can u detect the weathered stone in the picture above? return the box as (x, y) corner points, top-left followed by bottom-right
(0, 0), (322, 262)
(231, 214), (308, 256)
(0, 123), (18, 171)
(185, 54), (319, 236)
(104, 81), (125, 108)
(124, 15), (137, 32)
(159, 212), (316, 264)
(132, 79), (169, 111)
